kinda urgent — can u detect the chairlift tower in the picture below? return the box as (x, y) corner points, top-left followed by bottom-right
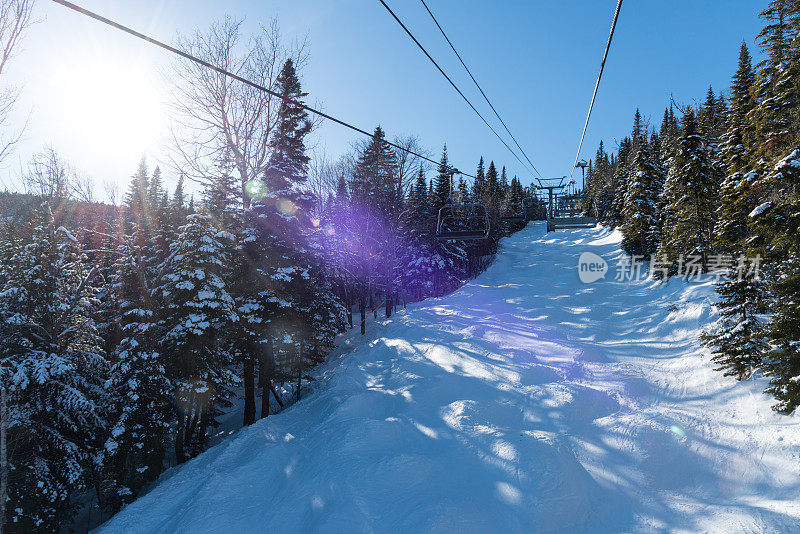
(535, 178), (567, 232)
(575, 160), (588, 192)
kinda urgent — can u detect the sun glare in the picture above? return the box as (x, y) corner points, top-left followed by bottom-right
(51, 55), (166, 162)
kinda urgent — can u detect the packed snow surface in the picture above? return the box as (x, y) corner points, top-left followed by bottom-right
(99, 223), (800, 533)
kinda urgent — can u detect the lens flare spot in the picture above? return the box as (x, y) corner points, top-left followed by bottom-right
(326, 227), (335, 236)
(245, 179), (269, 200)
(176, 378), (216, 414)
(277, 198), (298, 215)
(670, 425), (686, 438)
(310, 217), (320, 227)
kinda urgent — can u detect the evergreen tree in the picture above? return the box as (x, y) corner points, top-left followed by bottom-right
(754, 147), (800, 413)
(716, 44), (760, 254)
(433, 145), (452, 209)
(147, 166), (166, 222)
(0, 206), (107, 531)
(255, 59), (339, 417)
(264, 59), (313, 209)
(747, 0), (800, 163)
(125, 159), (150, 236)
(335, 174), (349, 204)
(411, 165), (428, 211)
(160, 212), (238, 461)
(657, 109), (718, 269)
(472, 156), (485, 199)
(621, 139), (664, 257)
(485, 161), (499, 200)
(102, 235), (172, 512)
(607, 138), (632, 227)
(350, 126), (399, 213)
(171, 174), (188, 227)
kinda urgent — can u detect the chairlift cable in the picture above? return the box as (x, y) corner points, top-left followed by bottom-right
(570, 0), (623, 178)
(377, 0), (537, 179)
(418, 0), (543, 184)
(49, 0), (480, 179)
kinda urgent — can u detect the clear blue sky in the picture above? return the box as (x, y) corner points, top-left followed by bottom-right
(1, 0), (765, 196)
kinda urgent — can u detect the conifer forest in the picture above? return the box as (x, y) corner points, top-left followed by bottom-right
(2, 0), (800, 532)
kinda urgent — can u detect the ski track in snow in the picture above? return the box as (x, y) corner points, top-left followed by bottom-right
(98, 222), (800, 533)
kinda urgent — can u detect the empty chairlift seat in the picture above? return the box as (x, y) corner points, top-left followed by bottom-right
(437, 202), (491, 240)
(500, 203), (527, 224)
(549, 195), (599, 231)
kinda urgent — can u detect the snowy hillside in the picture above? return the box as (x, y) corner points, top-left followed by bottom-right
(98, 223), (800, 533)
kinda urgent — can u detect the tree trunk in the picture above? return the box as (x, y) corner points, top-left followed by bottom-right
(345, 288), (353, 327)
(0, 387), (7, 534)
(296, 344), (303, 402)
(385, 295), (392, 318)
(260, 374), (270, 419)
(175, 409), (186, 464)
(197, 408), (212, 451)
(296, 369), (302, 402)
(259, 337), (275, 419)
(269, 383), (285, 409)
(243, 355), (256, 426)
(184, 410), (199, 457)
(360, 296), (366, 335)
(347, 296), (353, 327)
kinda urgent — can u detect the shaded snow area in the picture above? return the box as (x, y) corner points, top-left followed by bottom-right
(98, 222), (800, 533)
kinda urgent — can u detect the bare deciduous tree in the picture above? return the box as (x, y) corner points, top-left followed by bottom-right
(71, 170), (95, 204)
(392, 134), (431, 197)
(307, 150), (351, 214)
(24, 146), (73, 200)
(0, 0), (33, 166)
(104, 179), (120, 206)
(166, 17), (309, 208)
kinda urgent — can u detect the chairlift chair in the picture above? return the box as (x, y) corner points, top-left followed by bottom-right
(500, 202), (527, 224)
(436, 202), (490, 240)
(435, 168), (491, 241)
(549, 194), (599, 230)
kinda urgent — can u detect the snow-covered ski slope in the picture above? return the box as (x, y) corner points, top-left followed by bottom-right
(99, 222), (800, 533)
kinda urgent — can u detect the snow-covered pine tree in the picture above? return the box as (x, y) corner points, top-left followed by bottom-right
(716, 43), (760, 254)
(125, 159), (151, 237)
(432, 145), (452, 210)
(657, 109), (718, 270)
(472, 156), (485, 199)
(753, 147), (800, 413)
(102, 234), (172, 512)
(621, 136), (664, 257)
(699, 87), (727, 187)
(746, 0), (800, 164)
(704, 41), (770, 381)
(147, 166), (166, 225)
(255, 58), (342, 406)
(485, 160), (499, 201)
(204, 153), (240, 228)
(231, 210), (288, 423)
(171, 175), (188, 229)
(586, 141), (610, 216)
(160, 211), (238, 461)
(500, 167), (509, 203)
(606, 137), (632, 227)
(146, 166), (172, 282)
(0, 206), (107, 531)
(399, 165), (439, 299)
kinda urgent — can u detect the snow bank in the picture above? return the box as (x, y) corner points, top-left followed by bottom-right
(98, 222), (800, 533)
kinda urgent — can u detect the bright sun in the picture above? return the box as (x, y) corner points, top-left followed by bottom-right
(50, 55), (166, 162)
